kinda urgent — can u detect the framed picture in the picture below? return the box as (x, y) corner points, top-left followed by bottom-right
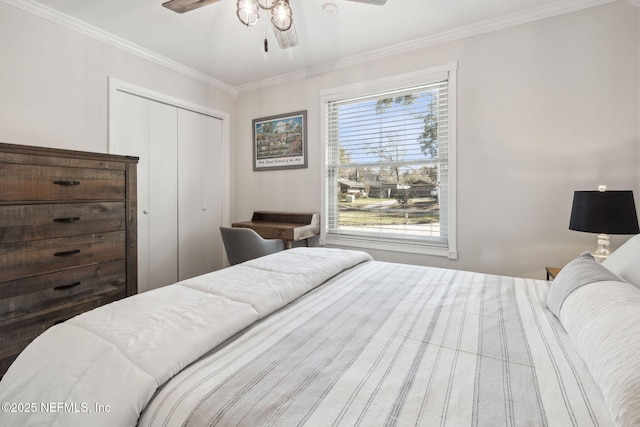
(253, 110), (307, 171)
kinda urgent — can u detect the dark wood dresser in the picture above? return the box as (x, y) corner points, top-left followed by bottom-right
(0, 143), (138, 376)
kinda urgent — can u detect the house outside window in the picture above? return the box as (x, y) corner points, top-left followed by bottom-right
(321, 63), (457, 259)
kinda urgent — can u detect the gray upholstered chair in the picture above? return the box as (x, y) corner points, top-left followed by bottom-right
(220, 226), (286, 266)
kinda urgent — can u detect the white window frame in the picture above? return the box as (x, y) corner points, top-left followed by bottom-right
(320, 62), (457, 260)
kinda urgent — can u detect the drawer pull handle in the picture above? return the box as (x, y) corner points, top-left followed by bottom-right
(53, 217), (81, 223)
(53, 180), (80, 186)
(54, 249), (81, 257)
(54, 282), (81, 291)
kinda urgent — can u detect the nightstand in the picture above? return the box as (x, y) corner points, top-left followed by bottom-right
(545, 267), (561, 280)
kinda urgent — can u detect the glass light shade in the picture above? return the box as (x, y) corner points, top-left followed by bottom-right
(237, 0), (260, 26)
(271, 0), (292, 31)
(257, 0), (276, 10)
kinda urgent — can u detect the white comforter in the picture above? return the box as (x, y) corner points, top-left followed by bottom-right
(0, 248), (372, 427)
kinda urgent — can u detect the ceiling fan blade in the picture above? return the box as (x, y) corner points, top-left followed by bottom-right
(344, 0), (387, 5)
(271, 21), (299, 49)
(162, 0), (222, 13)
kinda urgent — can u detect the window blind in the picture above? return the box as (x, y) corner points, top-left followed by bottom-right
(326, 79), (450, 245)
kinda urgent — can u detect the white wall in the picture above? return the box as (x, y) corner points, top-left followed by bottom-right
(0, 2), (235, 154)
(234, 1), (640, 279)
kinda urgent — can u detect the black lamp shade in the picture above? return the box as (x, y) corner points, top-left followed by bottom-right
(569, 190), (640, 234)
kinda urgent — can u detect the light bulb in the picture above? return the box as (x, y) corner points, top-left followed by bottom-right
(237, 0), (260, 26)
(271, 0), (292, 31)
(257, 0), (276, 9)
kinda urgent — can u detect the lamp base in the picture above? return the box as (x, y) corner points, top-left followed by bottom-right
(591, 233), (610, 263)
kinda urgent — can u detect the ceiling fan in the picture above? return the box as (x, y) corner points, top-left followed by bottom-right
(162, 0), (387, 50)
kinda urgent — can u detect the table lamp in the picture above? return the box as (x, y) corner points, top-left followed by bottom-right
(569, 185), (640, 262)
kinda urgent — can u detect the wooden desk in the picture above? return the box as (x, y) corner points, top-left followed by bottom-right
(232, 211), (319, 249)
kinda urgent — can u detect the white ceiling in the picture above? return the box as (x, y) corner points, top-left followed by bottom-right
(15, 0), (617, 92)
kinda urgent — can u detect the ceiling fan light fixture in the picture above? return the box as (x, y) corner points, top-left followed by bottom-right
(271, 0), (292, 32)
(257, 0), (276, 10)
(236, 0), (260, 26)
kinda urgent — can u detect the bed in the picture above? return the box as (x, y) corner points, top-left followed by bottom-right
(1, 242), (639, 426)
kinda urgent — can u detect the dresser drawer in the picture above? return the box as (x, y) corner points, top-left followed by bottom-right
(0, 202), (126, 243)
(0, 293), (123, 377)
(0, 260), (126, 322)
(0, 163), (125, 201)
(0, 231), (126, 283)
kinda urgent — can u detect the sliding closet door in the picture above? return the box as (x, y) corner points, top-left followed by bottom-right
(177, 109), (224, 280)
(147, 102), (179, 289)
(110, 91), (178, 293)
(202, 114), (224, 274)
(110, 92), (151, 290)
(110, 82), (226, 290)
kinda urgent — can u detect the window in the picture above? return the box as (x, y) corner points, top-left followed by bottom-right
(321, 63), (457, 259)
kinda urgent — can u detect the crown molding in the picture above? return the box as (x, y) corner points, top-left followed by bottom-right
(2, 0), (619, 94)
(1, 0), (238, 95)
(235, 0), (618, 93)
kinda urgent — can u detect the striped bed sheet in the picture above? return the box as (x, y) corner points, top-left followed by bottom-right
(139, 260), (613, 427)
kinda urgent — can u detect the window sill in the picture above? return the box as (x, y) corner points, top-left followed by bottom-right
(322, 234), (458, 260)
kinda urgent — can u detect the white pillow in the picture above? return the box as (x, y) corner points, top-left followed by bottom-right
(546, 252), (621, 318)
(560, 280), (640, 427)
(602, 234), (640, 288)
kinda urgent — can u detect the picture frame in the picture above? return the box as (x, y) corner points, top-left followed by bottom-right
(253, 110), (307, 171)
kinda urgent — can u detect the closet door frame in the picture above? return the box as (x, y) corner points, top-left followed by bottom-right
(107, 77), (230, 271)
